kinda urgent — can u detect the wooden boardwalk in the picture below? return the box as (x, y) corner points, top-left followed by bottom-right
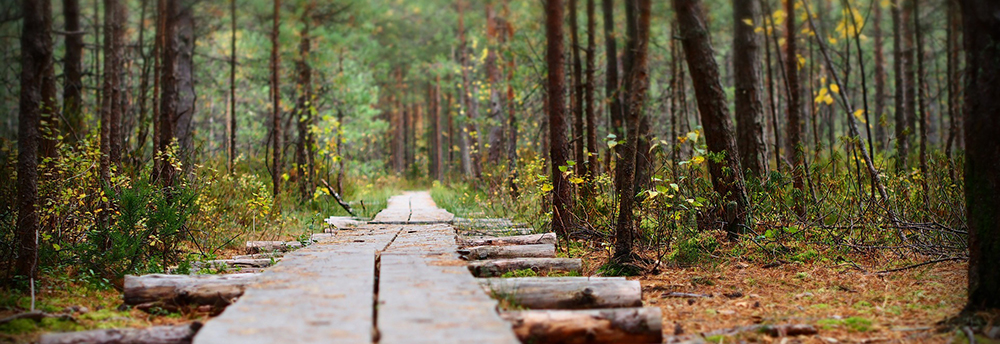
(194, 191), (519, 344)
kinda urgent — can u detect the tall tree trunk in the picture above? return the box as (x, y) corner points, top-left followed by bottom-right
(569, 0), (586, 179)
(585, 0), (597, 179)
(228, 0), (237, 172)
(294, 5), (313, 199)
(785, 0), (805, 218)
(873, 0), (888, 152)
(39, 0), (58, 160)
(763, 5), (781, 172)
(152, 0), (163, 176)
(172, 0), (194, 171)
(16, 0), (51, 279)
(486, 3), (505, 166)
(62, 0), (85, 142)
(892, 0), (905, 168)
(900, 0), (916, 169)
(546, 0), (573, 238)
(914, 0), (929, 208)
(101, 0), (126, 211)
(601, 0), (623, 189)
(505, 0), (518, 195)
(960, 0), (1000, 311)
(675, 0), (751, 236)
(732, 0), (766, 176)
(613, 0), (650, 263)
(270, 0), (282, 196)
(433, 76), (444, 181)
(945, 0), (961, 161)
(457, 0), (476, 177)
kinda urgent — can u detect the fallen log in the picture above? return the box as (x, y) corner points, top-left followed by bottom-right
(458, 233), (558, 247)
(231, 252), (283, 260)
(192, 258), (275, 270)
(320, 179), (357, 217)
(467, 258), (582, 277)
(323, 216), (364, 232)
(123, 274), (257, 312)
(244, 241), (301, 254)
(480, 277), (641, 309)
(459, 244), (556, 260)
(501, 308), (663, 344)
(39, 322), (201, 344)
(458, 228), (536, 236)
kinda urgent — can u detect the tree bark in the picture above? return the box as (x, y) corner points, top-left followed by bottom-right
(785, 0), (805, 218)
(585, 0), (598, 180)
(480, 277), (641, 309)
(674, 0), (751, 236)
(914, 0), (929, 207)
(569, 0), (587, 179)
(467, 258), (582, 277)
(892, 0), (906, 168)
(100, 0), (126, 185)
(960, 0), (1000, 311)
(123, 273), (257, 309)
(944, 0), (961, 160)
(546, 0), (574, 238)
(228, 0), (237, 172)
(16, 0), (51, 279)
(62, 0), (85, 141)
(486, 3), (505, 166)
(270, 0), (282, 196)
(612, 0), (650, 263)
(602, 0), (624, 188)
(733, 0), (766, 176)
(39, 0), (58, 160)
(500, 308), (663, 344)
(873, 0), (888, 152)
(900, 0), (916, 170)
(294, 5), (313, 199)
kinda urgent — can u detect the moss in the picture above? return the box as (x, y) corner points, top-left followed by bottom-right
(843, 317), (873, 332)
(500, 269), (537, 278)
(0, 318), (37, 334)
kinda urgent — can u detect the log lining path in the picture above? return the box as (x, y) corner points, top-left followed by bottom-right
(193, 191), (521, 344)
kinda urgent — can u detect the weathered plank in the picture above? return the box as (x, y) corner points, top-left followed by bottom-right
(378, 252), (519, 344)
(124, 274), (258, 310)
(40, 323), (202, 344)
(468, 258), (583, 277)
(458, 233), (558, 247)
(193, 225), (401, 344)
(324, 216), (365, 232)
(501, 308), (663, 344)
(459, 244), (556, 260)
(244, 241), (302, 254)
(479, 277), (642, 309)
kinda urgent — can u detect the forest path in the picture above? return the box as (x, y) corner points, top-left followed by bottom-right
(192, 191), (520, 344)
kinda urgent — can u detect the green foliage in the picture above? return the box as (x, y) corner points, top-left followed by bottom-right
(500, 269), (537, 278)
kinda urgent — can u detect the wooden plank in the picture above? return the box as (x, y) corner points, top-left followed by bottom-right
(377, 252), (520, 344)
(459, 244), (556, 260)
(467, 258), (583, 277)
(458, 233), (557, 247)
(40, 323), (201, 344)
(479, 277), (642, 309)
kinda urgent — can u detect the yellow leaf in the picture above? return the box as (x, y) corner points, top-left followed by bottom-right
(742, 18), (754, 27)
(853, 109), (867, 124)
(692, 156), (705, 164)
(569, 177), (585, 184)
(824, 94), (834, 105)
(830, 84), (840, 94)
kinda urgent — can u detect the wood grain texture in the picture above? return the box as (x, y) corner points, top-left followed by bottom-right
(458, 232), (557, 247)
(467, 258), (582, 277)
(480, 277), (642, 309)
(459, 244), (556, 260)
(501, 308), (663, 344)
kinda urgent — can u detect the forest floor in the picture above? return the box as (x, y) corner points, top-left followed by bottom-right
(0, 231), (985, 343)
(638, 259), (976, 343)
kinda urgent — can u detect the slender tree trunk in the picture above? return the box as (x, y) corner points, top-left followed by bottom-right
(39, 0), (58, 160)
(62, 0), (85, 141)
(569, 0), (586, 179)
(763, 5), (781, 172)
(546, 0), (573, 238)
(270, 0), (282, 196)
(960, 0), (1000, 311)
(152, 0), (163, 176)
(675, 0), (751, 237)
(457, 0), (476, 177)
(785, 0), (805, 218)
(294, 5), (312, 199)
(900, 0), (916, 169)
(433, 76), (444, 181)
(585, 0), (597, 179)
(173, 0), (194, 170)
(602, 0), (623, 190)
(16, 0), (51, 279)
(229, 0), (237, 172)
(945, 0), (961, 161)
(914, 0), (929, 208)
(613, 0), (650, 263)
(486, 3), (504, 166)
(873, 0), (887, 152)
(892, 0), (905, 168)
(505, 0), (518, 195)
(733, 0), (766, 177)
